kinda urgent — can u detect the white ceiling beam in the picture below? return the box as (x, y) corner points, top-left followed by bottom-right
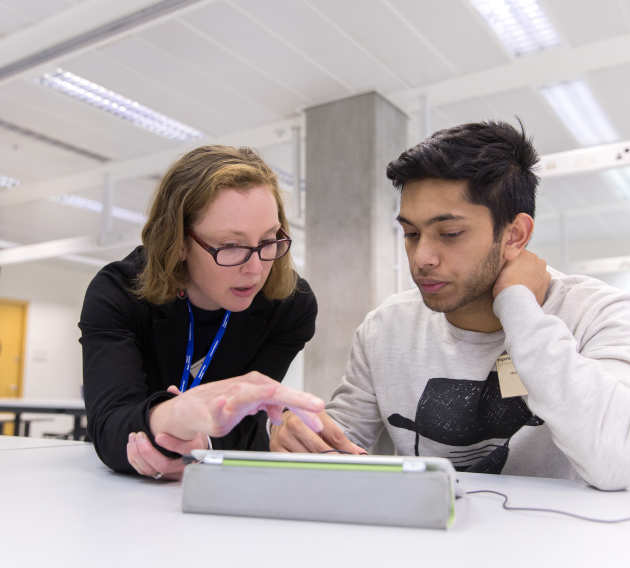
(0, 0), (216, 86)
(538, 140), (630, 178)
(2, 117), (626, 210)
(6, 112), (623, 210)
(0, 0), (154, 70)
(0, 232), (139, 266)
(390, 33), (630, 111)
(0, 116), (302, 208)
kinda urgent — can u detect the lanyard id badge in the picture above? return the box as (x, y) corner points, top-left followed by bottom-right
(179, 300), (231, 392)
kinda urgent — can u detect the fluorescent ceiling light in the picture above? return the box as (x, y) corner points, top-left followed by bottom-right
(470, 0), (560, 56)
(603, 167), (630, 200)
(39, 69), (204, 142)
(0, 174), (20, 189)
(50, 194), (147, 225)
(540, 81), (618, 146)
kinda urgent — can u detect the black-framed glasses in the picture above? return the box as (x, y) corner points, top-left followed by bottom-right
(188, 228), (292, 267)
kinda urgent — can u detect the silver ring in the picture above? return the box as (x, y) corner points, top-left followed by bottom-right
(152, 472), (164, 480)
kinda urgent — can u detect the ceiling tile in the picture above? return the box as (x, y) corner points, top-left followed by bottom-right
(311, 0), (455, 87)
(0, 0), (84, 38)
(140, 18), (304, 116)
(233, 0), (406, 93)
(544, 0), (630, 46)
(182, 1), (348, 103)
(389, 0), (510, 74)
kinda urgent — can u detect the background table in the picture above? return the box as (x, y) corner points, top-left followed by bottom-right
(1, 436), (628, 568)
(0, 398), (85, 439)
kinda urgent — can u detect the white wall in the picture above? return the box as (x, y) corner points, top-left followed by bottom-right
(0, 259), (96, 398)
(282, 351), (304, 392)
(0, 260), (96, 435)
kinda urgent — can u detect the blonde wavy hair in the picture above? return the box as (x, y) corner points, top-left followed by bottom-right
(136, 145), (297, 305)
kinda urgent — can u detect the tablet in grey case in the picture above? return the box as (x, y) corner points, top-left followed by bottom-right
(182, 450), (456, 529)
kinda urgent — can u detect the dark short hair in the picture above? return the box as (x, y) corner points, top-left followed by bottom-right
(386, 120), (539, 239)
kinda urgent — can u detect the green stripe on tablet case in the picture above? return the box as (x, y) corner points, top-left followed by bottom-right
(223, 459), (403, 472)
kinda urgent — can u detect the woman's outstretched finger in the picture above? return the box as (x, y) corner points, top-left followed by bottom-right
(226, 376), (324, 415)
(222, 383), (277, 416)
(270, 385), (324, 414)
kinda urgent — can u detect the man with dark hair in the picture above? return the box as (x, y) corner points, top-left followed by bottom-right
(271, 120), (630, 490)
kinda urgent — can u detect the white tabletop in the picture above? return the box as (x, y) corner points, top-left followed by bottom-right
(0, 398), (85, 410)
(1, 437), (628, 568)
(0, 434), (86, 450)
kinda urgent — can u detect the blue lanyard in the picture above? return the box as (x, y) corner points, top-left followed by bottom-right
(179, 300), (231, 392)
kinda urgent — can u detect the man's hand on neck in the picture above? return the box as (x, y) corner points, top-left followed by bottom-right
(492, 249), (551, 306)
(443, 250), (550, 333)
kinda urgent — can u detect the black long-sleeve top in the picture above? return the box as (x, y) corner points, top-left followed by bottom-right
(79, 247), (317, 473)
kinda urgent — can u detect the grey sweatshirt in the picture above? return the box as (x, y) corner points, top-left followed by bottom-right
(326, 269), (630, 490)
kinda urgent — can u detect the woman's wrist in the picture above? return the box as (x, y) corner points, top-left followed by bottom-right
(148, 400), (168, 438)
(148, 398), (181, 438)
(149, 396), (198, 440)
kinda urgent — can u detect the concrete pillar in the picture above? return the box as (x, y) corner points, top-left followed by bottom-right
(304, 92), (408, 401)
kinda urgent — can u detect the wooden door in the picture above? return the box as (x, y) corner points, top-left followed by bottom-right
(0, 300), (27, 434)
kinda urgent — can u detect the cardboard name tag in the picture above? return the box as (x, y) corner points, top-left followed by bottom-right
(496, 352), (528, 398)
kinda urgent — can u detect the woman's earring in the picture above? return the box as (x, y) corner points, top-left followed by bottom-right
(177, 289), (186, 299)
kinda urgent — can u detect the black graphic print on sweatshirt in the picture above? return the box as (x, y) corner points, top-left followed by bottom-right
(387, 372), (544, 474)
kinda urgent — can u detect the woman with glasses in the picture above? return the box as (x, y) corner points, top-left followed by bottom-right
(79, 146), (324, 480)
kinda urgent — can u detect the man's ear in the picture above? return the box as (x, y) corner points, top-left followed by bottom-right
(502, 213), (534, 261)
